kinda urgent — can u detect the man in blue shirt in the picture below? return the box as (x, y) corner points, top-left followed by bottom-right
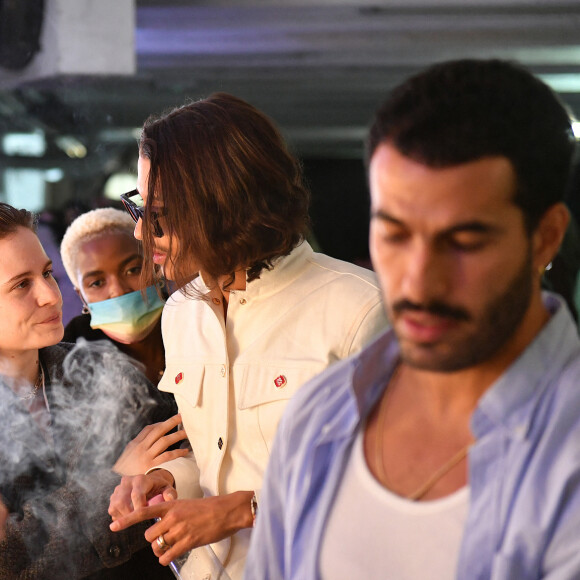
(245, 59), (580, 579)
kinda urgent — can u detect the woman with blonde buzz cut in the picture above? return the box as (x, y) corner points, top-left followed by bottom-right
(60, 207), (187, 480)
(60, 207), (167, 386)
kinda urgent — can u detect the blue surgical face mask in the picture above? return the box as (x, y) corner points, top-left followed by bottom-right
(87, 286), (164, 344)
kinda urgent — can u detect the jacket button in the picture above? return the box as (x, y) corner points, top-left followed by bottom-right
(239, 298), (247, 305)
(108, 545), (122, 558)
(218, 437), (223, 450)
(212, 297), (221, 305)
(220, 365), (226, 377)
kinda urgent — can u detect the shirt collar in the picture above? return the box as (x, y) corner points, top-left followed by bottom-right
(344, 292), (580, 444)
(312, 330), (398, 445)
(351, 330), (400, 417)
(472, 292), (580, 440)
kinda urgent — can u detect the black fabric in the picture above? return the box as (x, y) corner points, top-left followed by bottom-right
(63, 313), (109, 344)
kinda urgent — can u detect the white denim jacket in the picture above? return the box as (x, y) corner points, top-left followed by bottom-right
(156, 241), (388, 578)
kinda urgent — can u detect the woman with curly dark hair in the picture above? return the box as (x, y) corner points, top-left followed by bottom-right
(109, 93), (387, 579)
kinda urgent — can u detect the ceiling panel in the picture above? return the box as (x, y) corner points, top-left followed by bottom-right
(1, 1), (579, 171)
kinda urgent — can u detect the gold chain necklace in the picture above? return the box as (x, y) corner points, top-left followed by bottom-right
(374, 368), (471, 501)
(20, 365), (45, 401)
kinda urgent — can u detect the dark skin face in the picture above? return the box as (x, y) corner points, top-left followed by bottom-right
(75, 232), (143, 305)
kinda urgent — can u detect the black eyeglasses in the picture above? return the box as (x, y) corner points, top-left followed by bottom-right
(120, 189), (166, 238)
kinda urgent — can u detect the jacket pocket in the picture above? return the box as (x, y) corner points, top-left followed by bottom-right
(236, 363), (326, 409)
(236, 363), (326, 453)
(159, 361), (205, 408)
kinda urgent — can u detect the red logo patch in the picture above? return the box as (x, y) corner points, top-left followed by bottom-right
(175, 372), (183, 384)
(274, 375), (287, 389)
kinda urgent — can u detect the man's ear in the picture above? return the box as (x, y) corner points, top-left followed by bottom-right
(532, 202), (570, 272)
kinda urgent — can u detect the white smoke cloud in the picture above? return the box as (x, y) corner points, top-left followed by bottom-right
(0, 338), (166, 575)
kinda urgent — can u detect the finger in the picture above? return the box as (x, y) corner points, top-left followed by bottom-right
(133, 424), (155, 443)
(108, 480), (137, 519)
(151, 539), (167, 559)
(150, 430), (189, 456)
(158, 539), (192, 567)
(129, 474), (157, 511)
(167, 413), (182, 427)
(143, 517), (165, 543)
(110, 503), (168, 532)
(109, 497), (136, 521)
(166, 429), (189, 445)
(144, 414), (183, 445)
(151, 449), (190, 467)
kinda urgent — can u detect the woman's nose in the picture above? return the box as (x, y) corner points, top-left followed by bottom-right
(38, 276), (62, 307)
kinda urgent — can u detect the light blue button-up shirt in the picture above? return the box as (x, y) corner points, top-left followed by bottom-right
(245, 293), (580, 579)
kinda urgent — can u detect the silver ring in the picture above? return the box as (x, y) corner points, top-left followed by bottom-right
(157, 534), (170, 550)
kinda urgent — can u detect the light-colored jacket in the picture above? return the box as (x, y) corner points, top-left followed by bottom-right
(156, 241), (388, 579)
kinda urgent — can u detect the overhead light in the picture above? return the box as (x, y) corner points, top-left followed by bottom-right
(45, 168), (64, 183)
(2, 131), (45, 156)
(99, 127), (141, 143)
(4, 169), (45, 211)
(55, 135), (87, 159)
(573, 121), (580, 140)
(104, 172), (136, 200)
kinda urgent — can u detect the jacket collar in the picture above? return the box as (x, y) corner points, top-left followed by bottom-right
(195, 241), (314, 301)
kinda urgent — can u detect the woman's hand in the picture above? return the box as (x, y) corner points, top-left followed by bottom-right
(110, 491), (255, 566)
(108, 469), (177, 522)
(113, 414), (189, 476)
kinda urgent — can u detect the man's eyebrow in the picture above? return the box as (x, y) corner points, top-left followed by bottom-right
(444, 221), (502, 235)
(370, 209), (401, 224)
(3, 259), (53, 286)
(371, 210), (501, 234)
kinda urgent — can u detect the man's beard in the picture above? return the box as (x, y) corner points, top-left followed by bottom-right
(392, 250), (534, 372)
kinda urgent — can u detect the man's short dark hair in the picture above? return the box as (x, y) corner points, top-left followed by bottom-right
(367, 59), (576, 232)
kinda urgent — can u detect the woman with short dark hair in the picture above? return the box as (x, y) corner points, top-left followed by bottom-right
(0, 202), (176, 579)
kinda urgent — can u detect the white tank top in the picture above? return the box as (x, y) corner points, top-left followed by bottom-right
(320, 428), (469, 579)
